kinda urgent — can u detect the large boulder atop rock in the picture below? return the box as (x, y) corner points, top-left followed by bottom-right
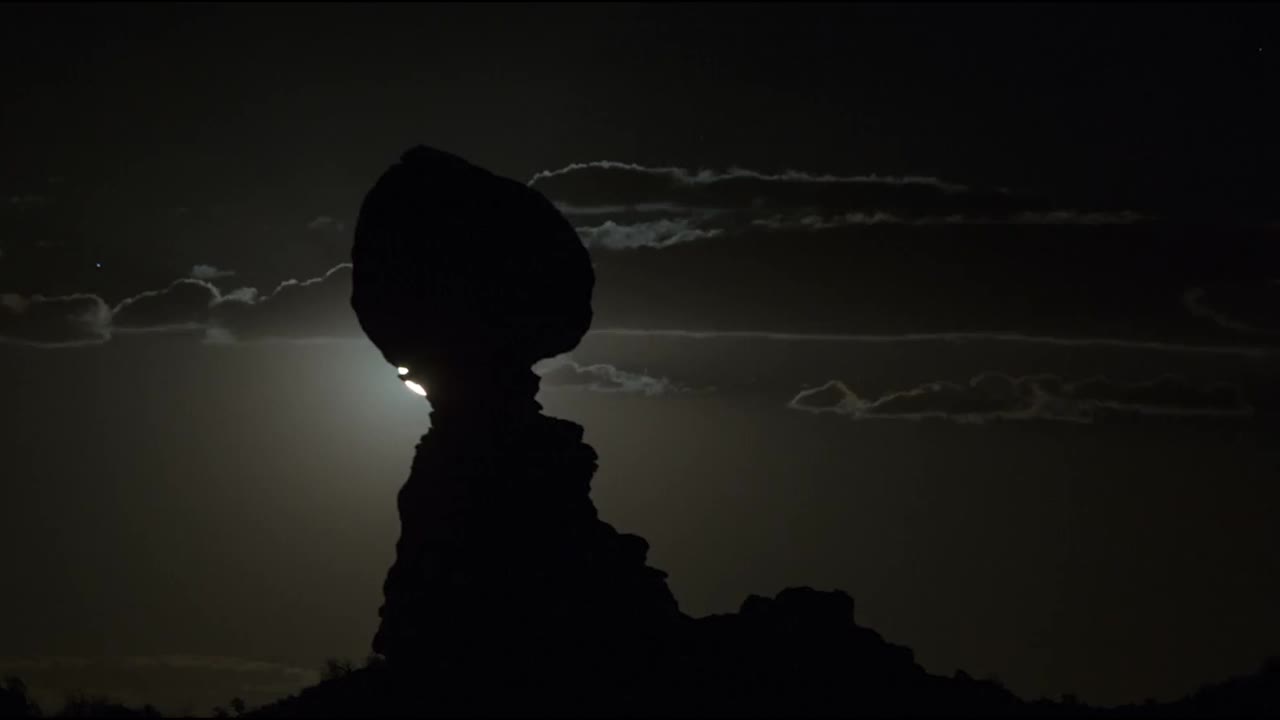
(350, 145), (594, 396)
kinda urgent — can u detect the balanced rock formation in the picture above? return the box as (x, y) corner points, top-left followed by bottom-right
(295, 145), (1027, 717)
(351, 144), (594, 422)
(351, 146), (682, 702)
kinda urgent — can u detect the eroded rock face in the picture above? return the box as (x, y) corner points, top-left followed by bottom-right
(370, 415), (683, 664)
(351, 146), (681, 666)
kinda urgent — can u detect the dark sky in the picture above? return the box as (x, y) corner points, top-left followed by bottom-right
(2, 2), (1279, 714)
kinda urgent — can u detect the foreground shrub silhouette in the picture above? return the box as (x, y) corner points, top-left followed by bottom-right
(54, 694), (159, 719)
(1, 677), (40, 718)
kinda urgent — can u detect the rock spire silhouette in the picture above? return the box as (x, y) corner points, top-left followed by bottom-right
(351, 146), (682, 684)
(255, 146), (1047, 716)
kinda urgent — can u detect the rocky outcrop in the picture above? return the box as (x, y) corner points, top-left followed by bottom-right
(324, 145), (1026, 716)
(352, 147), (682, 674)
(371, 413), (683, 667)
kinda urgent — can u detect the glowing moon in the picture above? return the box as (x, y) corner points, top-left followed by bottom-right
(397, 366), (410, 376)
(404, 380), (427, 396)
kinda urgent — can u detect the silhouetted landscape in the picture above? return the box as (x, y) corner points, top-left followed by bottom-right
(5, 654), (1280, 717)
(4, 3), (1279, 717)
(11, 146), (1279, 718)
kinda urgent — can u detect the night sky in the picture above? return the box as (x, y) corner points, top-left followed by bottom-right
(2, 2), (1279, 714)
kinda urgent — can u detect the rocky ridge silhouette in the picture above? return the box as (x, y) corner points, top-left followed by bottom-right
(240, 147), (1278, 718)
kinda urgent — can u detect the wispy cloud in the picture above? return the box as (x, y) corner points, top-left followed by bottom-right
(530, 161), (968, 192)
(1184, 285), (1280, 336)
(750, 210), (1147, 230)
(576, 218), (723, 249)
(306, 216), (345, 232)
(207, 263), (357, 342)
(8, 275), (1279, 359)
(110, 278), (225, 333)
(589, 328), (1280, 358)
(526, 160), (1149, 246)
(0, 292), (111, 347)
(751, 212), (904, 229)
(535, 355), (682, 395)
(789, 373), (1252, 424)
(190, 264), (236, 280)
(554, 201), (696, 216)
(0, 264), (357, 347)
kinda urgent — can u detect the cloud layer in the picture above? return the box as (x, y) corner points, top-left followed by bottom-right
(7, 269), (1279, 360)
(306, 216), (345, 232)
(530, 161), (1149, 249)
(591, 328), (1279, 358)
(0, 264), (358, 347)
(190, 264), (236, 280)
(535, 355), (681, 395)
(209, 264), (358, 342)
(788, 373), (1252, 424)
(575, 218), (723, 250)
(0, 292), (111, 347)
(1184, 283), (1280, 336)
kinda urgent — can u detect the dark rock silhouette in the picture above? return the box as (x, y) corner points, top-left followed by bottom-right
(350, 147), (681, 671)
(351, 144), (594, 423)
(239, 147), (1280, 717)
